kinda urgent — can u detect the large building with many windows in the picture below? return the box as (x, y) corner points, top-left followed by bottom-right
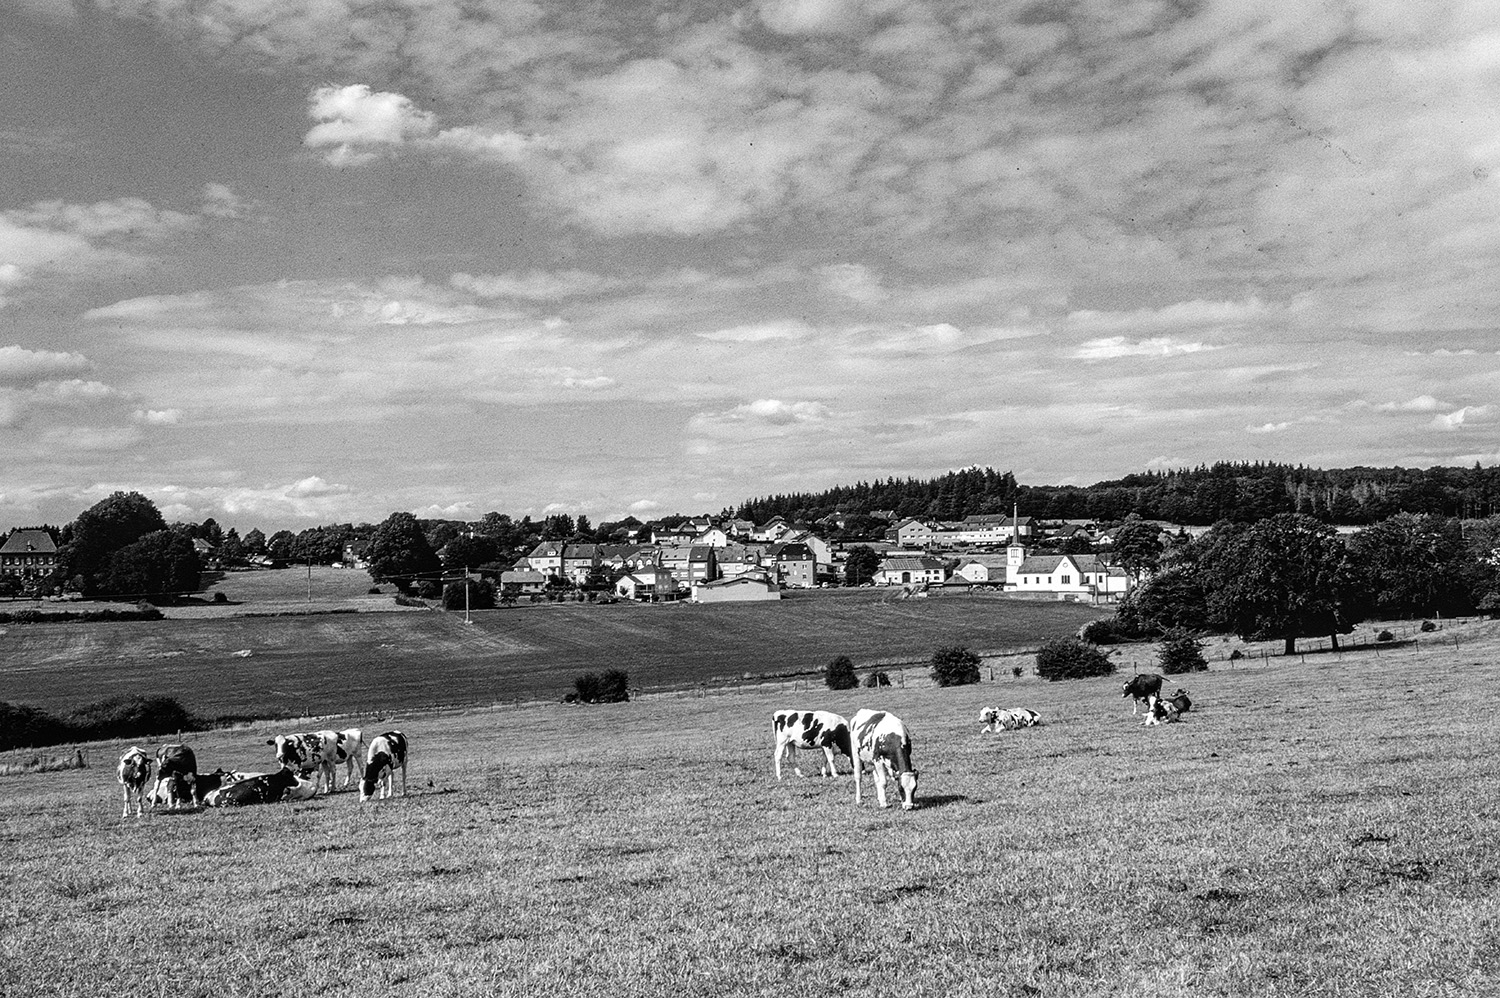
(0, 529), (59, 584)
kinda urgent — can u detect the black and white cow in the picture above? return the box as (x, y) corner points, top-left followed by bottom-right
(266, 728), (364, 793)
(116, 747), (153, 818)
(772, 710), (854, 779)
(359, 731), (409, 802)
(1145, 689), (1192, 726)
(979, 706), (1042, 732)
(851, 708), (918, 810)
(202, 767), (316, 807)
(151, 744), (198, 809)
(191, 768), (254, 803)
(1122, 673), (1164, 715)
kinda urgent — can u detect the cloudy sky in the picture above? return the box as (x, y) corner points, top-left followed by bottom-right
(2, 0), (1498, 531)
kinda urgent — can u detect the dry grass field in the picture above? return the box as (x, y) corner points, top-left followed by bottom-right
(3, 621), (1498, 997)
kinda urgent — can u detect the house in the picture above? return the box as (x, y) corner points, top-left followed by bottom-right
(691, 573), (781, 603)
(949, 555), (1012, 585)
(499, 570), (547, 595)
(751, 517), (791, 542)
(0, 529), (58, 582)
(651, 523), (699, 545)
(716, 543), (767, 580)
(724, 518), (756, 538)
(341, 541), (369, 569)
(875, 555), (947, 587)
(525, 541), (566, 577)
(616, 566), (678, 601)
(691, 527), (731, 548)
(892, 518), (934, 547)
(658, 545), (717, 585)
(766, 541), (816, 588)
(780, 529), (833, 576)
(1006, 549), (1130, 601)
(560, 544), (601, 585)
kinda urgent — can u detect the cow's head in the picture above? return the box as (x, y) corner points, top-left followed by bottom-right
(979, 707), (999, 729)
(268, 735), (307, 769)
(896, 770), (919, 810)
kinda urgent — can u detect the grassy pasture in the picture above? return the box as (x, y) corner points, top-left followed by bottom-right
(0, 568), (1103, 717)
(3, 628), (1499, 997)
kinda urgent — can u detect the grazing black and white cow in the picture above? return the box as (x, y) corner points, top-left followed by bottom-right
(979, 707), (1042, 732)
(116, 747), (153, 818)
(1122, 673), (1165, 715)
(151, 744), (198, 809)
(851, 708), (918, 810)
(772, 710), (854, 779)
(202, 767), (316, 807)
(359, 731), (409, 802)
(1145, 689), (1192, 726)
(266, 728), (363, 793)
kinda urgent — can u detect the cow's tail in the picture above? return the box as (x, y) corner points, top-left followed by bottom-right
(847, 724), (862, 806)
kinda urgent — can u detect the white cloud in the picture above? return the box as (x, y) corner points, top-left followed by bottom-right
(1431, 405), (1496, 431)
(0, 345), (90, 384)
(1377, 395), (1445, 412)
(451, 270), (622, 301)
(1247, 421), (1291, 434)
(304, 85), (437, 166)
(697, 320), (813, 343)
(134, 408), (183, 425)
(1073, 336), (1220, 361)
(284, 475), (349, 498)
(628, 499), (662, 514)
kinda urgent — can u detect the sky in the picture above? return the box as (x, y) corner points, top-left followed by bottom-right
(1, 0), (1498, 532)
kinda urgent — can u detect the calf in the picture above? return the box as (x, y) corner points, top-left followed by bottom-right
(1145, 689), (1192, 726)
(851, 708), (918, 810)
(266, 728), (364, 793)
(151, 744), (198, 809)
(116, 747), (153, 818)
(979, 707), (1042, 732)
(772, 710), (854, 779)
(360, 731), (409, 801)
(1122, 673), (1164, 715)
(203, 768), (316, 806)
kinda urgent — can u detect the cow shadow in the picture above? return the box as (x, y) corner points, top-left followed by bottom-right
(916, 794), (971, 809)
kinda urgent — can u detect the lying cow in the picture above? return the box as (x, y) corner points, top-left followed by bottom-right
(1145, 689), (1192, 726)
(772, 710), (854, 779)
(116, 747), (153, 818)
(151, 744), (197, 809)
(203, 768), (317, 807)
(192, 768), (256, 803)
(266, 728), (364, 793)
(851, 708), (918, 810)
(979, 707), (1042, 732)
(1122, 673), (1164, 715)
(360, 731), (409, 801)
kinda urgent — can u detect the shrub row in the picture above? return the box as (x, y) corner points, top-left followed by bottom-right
(0, 695), (203, 752)
(0, 602), (164, 625)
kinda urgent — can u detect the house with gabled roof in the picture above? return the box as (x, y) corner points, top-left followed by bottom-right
(891, 518), (934, 547)
(1007, 550), (1129, 601)
(875, 555), (947, 587)
(525, 541), (566, 577)
(766, 541), (815, 588)
(560, 544), (601, 584)
(500, 570), (547, 595)
(658, 545), (717, 586)
(949, 554), (1011, 585)
(616, 566), (678, 601)
(0, 528), (58, 582)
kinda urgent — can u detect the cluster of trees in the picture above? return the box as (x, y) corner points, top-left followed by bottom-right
(1113, 512), (1499, 654)
(739, 462), (1500, 527)
(55, 492), (202, 599)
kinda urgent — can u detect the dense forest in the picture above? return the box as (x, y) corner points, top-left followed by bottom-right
(736, 462), (1500, 526)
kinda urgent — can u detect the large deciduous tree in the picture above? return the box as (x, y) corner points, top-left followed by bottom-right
(843, 545), (880, 586)
(1110, 515), (1163, 580)
(97, 530), (202, 599)
(1199, 514), (1366, 655)
(1350, 513), (1470, 619)
(61, 491), (170, 595)
(367, 512), (442, 594)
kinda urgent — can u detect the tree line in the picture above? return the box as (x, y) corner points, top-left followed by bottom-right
(1102, 512), (1499, 655)
(738, 461), (1500, 526)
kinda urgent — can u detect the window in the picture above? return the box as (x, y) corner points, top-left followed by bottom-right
(1060, 575), (1071, 585)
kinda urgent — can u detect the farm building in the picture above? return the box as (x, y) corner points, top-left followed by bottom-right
(875, 555), (947, 586)
(949, 555), (1011, 585)
(690, 574), (781, 603)
(500, 570), (547, 595)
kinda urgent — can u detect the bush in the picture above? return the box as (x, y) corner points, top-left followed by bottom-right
(1012, 666), (1023, 678)
(863, 670), (891, 688)
(1377, 630), (1394, 643)
(930, 645), (981, 687)
(0, 701), (69, 751)
(368, 586), (383, 595)
(442, 578), (497, 612)
(573, 669), (630, 704)
(1078, 618), (1121, 645)
(415, 578), (442, 599)
(1420, 619), (1437, 632)
(1035, 638), (1116, 682)
(825, 655), (859, 690)
(212, 591), (228, 603)
(394, 594), (426, 608)
(1157, 628), (1207, 675)
(65, 695), (201, 741)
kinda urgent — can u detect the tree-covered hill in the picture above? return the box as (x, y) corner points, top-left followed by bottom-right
(737, 462), (1500, 526)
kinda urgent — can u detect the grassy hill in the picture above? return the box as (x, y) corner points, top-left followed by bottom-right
(2, 626), (1497, 996)
(0, 567), (1106, 718)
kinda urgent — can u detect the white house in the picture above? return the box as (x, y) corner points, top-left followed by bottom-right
(616, 566), (678, 601)
(1006, 549), (1130, 601)
(949, 555), (1011, 585)
(892, 518), (934, 547)
(875, 555), (947, 587)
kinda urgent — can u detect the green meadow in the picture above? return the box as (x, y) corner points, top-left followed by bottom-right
(2, 617), (1497, 997)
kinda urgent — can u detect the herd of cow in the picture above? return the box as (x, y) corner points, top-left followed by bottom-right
(112, 672), (1190, 818)
(771, 673), (1193, 812)
(114, 727), (410, 817)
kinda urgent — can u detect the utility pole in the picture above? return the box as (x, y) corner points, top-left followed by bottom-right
(464, 569), (472, 625)
(306, 561), (312, 603)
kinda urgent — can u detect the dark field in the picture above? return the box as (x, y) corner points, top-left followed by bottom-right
(0, 568), (1104, 717)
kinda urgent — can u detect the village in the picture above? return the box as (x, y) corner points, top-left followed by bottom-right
(474, 511), (1154, 605)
